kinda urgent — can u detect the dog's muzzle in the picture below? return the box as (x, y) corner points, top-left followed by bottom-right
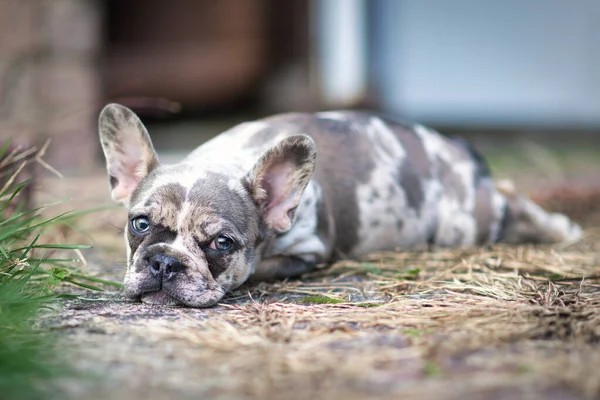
(146, 253), (184, 282)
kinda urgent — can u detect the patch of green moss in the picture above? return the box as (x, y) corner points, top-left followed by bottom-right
(403, 327), (424, 337)
(355, 302), (382, 308)
(548, 273), (565, 281)
(423, 361), (443, 378)
(363, 264), (382, 275)
(517, 363), (533, 374)
(298, 295), (343, 305)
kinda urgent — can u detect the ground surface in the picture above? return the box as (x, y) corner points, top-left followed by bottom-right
(35, 136), (600, 400)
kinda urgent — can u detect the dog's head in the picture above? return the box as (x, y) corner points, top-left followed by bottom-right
(98, 104), (316, 307)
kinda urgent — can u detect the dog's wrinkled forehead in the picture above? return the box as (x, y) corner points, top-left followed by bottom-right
(129, 167), (257, 239)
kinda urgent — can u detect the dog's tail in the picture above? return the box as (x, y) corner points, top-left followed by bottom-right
(495, 180), (582, 244)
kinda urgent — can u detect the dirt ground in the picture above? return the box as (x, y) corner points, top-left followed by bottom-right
(35, 138), (600, 400)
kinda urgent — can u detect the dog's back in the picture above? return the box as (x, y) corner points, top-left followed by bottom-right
(187, 111), (513, 263)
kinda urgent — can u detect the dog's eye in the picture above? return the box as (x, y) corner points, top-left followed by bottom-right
(209, 235), (234, 251)
(131, 216), (151, 233)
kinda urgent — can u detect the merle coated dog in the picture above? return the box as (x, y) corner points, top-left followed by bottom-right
(98, 105), (581, 307)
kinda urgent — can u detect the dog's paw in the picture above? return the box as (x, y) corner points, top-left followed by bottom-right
(546, 213), (583, 243)
(495, 179), (517, 198)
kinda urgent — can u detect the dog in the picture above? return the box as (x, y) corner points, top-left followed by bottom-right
(98, 104), (582, 307)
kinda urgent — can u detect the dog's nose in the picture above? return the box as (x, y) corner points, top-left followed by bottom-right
(148, 253), (183, 280)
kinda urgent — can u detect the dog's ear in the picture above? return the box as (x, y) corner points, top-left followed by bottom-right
(245, 135), (317, 233)
(98, 104), (159, 206)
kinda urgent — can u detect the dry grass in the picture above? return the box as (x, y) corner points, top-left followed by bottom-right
(170, 241), (598, 399)
(35, 150), (600, 400)
(56, 237), (600, 399)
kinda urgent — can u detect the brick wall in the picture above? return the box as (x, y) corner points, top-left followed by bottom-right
(0, 0), (101, 173)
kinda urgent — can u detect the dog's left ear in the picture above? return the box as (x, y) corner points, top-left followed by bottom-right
(245, 135), (317, 233)
(98, 104), (160, 206)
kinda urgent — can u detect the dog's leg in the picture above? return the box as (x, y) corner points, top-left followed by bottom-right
(250, 256), (315, 282)
(495, 180), (582, 244)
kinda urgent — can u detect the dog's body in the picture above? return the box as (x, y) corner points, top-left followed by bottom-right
(188, 112), (504, 260)
(99, 105), (581, 307)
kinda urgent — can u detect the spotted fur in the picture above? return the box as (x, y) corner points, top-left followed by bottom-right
(98, 104), (582, 308)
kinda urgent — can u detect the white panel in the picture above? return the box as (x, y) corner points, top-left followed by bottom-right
(315, 0), (368, 105)
(374, 0), (600, 126)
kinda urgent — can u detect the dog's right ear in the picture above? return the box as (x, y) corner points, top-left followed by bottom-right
(244, 135), (317, 234)
(98, 104), (159, 206)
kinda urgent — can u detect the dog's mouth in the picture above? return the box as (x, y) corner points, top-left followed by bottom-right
(133, 286), (226, 308)
(140, 290), (181, 306)
(123, 267), (227, 308)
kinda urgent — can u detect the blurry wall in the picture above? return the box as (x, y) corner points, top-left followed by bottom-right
(0, 0), (100, 171)
(0, 0), (309, 171)
(317, 0), (600, 128)
(105, 0), (312, 113)
(102, 0), (600, 130)
(2, 0), (599, 172)
(105, 0), (268, 109)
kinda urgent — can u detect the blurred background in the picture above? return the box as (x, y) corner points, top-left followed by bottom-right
(1, 0), (600, 191)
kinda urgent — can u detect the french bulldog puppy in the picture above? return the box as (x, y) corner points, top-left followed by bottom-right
(98, 104), (581, 307)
